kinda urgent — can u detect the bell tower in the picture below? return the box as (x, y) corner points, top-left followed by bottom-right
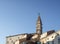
(36, 13), (42, 35)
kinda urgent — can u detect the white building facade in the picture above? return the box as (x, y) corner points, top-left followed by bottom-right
(6, 15), (60, 44)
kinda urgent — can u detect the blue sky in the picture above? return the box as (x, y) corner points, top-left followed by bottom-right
(0, 0), (60, 44)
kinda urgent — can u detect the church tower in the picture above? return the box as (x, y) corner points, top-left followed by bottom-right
(36, 14), (42, 35)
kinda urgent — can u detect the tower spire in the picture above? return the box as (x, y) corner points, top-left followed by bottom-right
(36, 13), (42, 35)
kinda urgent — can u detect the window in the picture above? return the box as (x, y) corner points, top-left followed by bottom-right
(58, 38), (60, 44)
(47, 38), (49, 40)
(52, 36), (53, 38)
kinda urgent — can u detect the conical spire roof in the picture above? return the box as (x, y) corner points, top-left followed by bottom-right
(37, 14), (42, 25)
